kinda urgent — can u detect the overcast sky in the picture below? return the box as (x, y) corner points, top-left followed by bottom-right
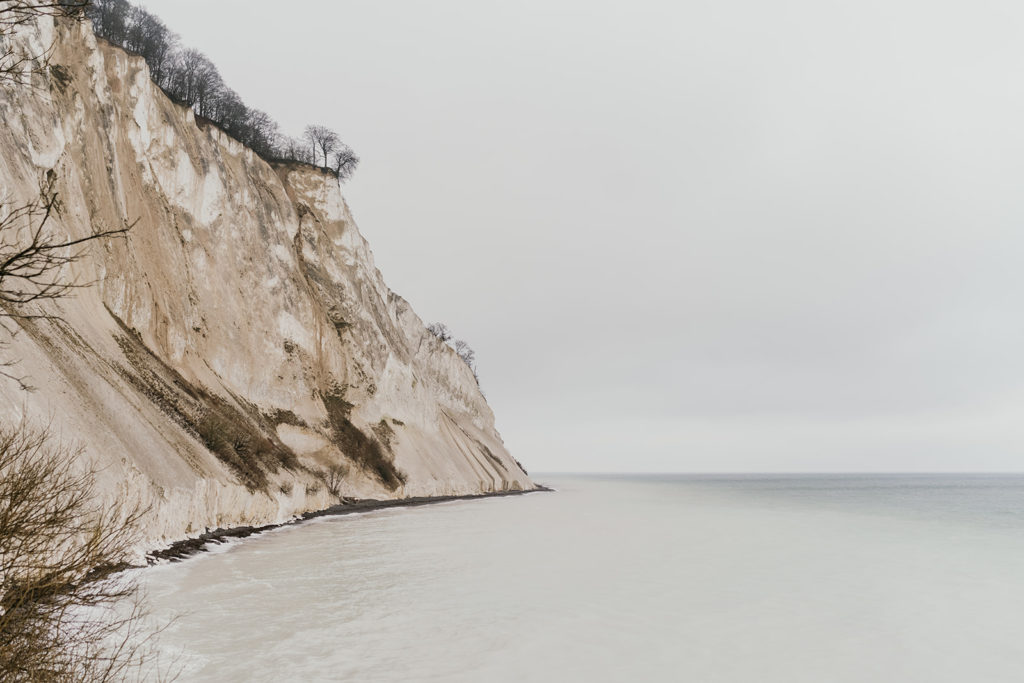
(137, 0), (1024, 472)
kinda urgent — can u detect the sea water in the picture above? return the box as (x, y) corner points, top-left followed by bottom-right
(141, 475), (1024, 681)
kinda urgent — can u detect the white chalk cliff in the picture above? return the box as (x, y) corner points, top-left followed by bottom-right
(0, 16), (533, 552)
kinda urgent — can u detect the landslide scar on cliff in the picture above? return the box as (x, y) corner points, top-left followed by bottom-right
(475, 439), (506, 472)
(321, 387), (407, 491)
(440, 409), (512, 478)
(107, 308), (299, 491)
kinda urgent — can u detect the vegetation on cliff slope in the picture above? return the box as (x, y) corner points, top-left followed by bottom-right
(427, 322), (479, 381)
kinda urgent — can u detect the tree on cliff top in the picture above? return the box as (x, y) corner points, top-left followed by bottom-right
(332, 145), (360, 182)
(84, 0), (360, 181)
(427, 322), (452, 342)
(452, 339), (476, 372)
(303, 124), (339, 168)
(427, 323), (479, 380)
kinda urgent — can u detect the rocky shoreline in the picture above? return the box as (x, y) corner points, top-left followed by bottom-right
(145, 485), (554, 564)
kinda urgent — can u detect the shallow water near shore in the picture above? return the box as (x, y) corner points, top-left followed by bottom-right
(142, 474), (1024, 682)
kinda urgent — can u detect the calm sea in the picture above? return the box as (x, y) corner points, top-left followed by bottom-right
(141, 474), (1024, 682)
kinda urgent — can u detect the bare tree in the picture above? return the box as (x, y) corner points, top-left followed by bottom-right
(301, 126), (318, 165)
(452, 339), (476, 370)
(323, 462), (350, 499)
(85, 0), (131, 45)
(207, 85), (244, 131)
(428, 323), (478, 377)
(238, 107), (279, 159)
(426, 322), (452, 343)
(303, 124), (338, 168)
(166, 47), (222, 117)
(331, 145), (359, 182)
(279, 136), (313, 165)
(122, 5), (176, 88)
(0, 420), (172, 681)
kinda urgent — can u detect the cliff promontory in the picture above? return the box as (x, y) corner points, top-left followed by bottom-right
(0, 15), (532, 552)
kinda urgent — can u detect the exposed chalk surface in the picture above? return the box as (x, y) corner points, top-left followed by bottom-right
(0, 15), (533, 557)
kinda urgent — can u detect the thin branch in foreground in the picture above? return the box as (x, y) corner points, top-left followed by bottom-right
(0, 419), (177, 681)
(0, 1), (88, 87)
(0, 175), (134, 322)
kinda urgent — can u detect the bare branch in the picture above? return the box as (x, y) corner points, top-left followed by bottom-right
(0, 176), (133, 321)
(0, 1), (89, 87)
(0, 419), (175, 681)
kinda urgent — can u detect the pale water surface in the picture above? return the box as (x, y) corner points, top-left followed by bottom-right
(142, 475), (1024, 681)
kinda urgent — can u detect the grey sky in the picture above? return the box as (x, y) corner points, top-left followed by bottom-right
(136, 0), (1024, 472)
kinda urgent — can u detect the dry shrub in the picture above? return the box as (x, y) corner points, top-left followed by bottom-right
(0, 420), (171, 681)
(323, 462), (350, 499)
(322, 389), (406, 491)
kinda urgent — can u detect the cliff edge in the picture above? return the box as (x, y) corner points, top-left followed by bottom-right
(0, 16), (533, 551)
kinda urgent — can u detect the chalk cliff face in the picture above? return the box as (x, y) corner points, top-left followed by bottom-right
(0, 17), (532, 551)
